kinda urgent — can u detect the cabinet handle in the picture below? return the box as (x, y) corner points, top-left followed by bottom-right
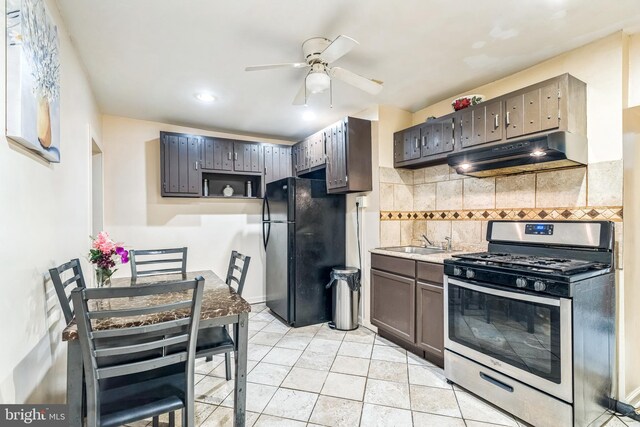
(194, 161), (198, 170)
(505, 111), (510, 126)
(234, 152), (238, 161)
(494, 114), (499, 129)
(415, 137), (419, 149)
(228, 152), (232, 160)
(421, 136), (426, 147)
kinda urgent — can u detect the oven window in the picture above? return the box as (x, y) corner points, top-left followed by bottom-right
(448, 283), (561, 383)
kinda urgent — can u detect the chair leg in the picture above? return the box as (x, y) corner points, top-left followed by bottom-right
(225, 352), (232, 381)
(169, 411), (175, 427)
(152, 416), (160, 427)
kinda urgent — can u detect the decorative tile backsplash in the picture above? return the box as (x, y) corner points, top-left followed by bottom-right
(380, 206), (623, 222)
(378, 161), (624, 260)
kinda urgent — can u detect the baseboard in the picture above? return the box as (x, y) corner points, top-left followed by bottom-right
(625, 386), (640, 407)
(245, 296), (267, 305)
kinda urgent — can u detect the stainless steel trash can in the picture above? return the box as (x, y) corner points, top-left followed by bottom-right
(326, 266), (360, 331)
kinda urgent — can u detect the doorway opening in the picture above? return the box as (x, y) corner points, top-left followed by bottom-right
(91, 139), (103, 236)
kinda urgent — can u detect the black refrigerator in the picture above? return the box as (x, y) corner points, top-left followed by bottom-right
(262, 177), (345, 327)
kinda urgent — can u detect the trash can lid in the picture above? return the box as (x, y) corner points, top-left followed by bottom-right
(332, 266), (359, 275)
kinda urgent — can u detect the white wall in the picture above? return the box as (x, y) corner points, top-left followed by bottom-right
(0, 0), (102, 403)
(101, 115), (293, 304)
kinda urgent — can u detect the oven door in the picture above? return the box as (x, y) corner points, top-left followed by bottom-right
(444, 277), (572, 403)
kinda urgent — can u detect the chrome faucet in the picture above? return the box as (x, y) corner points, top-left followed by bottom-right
(421, 234), (434, 247)
(445, 236), (452, 252)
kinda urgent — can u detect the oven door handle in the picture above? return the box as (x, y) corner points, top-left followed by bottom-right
(447, 278), (561, 307)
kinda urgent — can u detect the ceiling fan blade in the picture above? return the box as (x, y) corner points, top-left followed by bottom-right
(292, 80), (308, 105)
(318, 35), (359, 64)
(245, 62), (309, 72)
(329, 67), (383, 95)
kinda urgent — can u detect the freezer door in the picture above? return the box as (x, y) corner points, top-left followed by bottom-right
(265, 221), (295, 323)
(265, 177), (295, 222)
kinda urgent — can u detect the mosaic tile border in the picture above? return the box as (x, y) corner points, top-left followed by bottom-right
(380, 206), (623, 222)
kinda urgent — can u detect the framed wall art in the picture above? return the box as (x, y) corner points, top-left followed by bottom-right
(6, 0), (60, 162)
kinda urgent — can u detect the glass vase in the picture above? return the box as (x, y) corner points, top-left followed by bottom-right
(96, 269), (112, 288)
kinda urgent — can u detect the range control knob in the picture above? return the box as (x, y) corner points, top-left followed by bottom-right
(465, 269), (475, 279)
(533, 280), (547, 292)
(453, 267), (463, 276)
(516, 277), (528, 288)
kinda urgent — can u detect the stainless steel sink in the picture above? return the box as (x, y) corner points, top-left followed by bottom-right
(380, 246), (446, 255)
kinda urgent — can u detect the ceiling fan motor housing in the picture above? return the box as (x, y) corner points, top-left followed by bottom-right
(302, 37), (332, 63)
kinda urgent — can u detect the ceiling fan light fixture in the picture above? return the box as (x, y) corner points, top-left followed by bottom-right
(306, 71), (330, 94)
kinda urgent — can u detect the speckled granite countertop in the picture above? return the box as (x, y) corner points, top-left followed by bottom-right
(370, 248), (473, 264)
(62, 270), (251, 341)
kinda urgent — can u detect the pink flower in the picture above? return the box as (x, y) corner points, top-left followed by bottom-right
(92, 231), (116, 254)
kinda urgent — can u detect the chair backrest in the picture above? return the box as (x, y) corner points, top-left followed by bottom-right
(49, 259), (87, 324)
(129, 247), (187, 279)
(71, 277), (204, 383)
(226, 251), (251, 296)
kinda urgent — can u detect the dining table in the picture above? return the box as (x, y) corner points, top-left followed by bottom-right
(61, 269), (251, 427)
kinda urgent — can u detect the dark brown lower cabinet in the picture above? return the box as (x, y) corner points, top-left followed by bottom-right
(371, 269), (415, 343)
(416, 281), (444, 361)
(371, 254), (445, 367)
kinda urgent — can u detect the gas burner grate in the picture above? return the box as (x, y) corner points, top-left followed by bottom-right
(452, 252), (606, 274)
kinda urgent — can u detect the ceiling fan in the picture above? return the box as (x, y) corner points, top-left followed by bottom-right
(245, 35), (383, 106)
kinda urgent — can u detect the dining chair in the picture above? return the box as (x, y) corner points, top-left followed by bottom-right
(71, 277), (205, 427)
(49, 259), (87, 324)
(196, 251), (251, 380)
(129, 247), (188, 279)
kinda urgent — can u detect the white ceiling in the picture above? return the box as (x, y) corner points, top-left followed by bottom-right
(55, 0), (640, 141)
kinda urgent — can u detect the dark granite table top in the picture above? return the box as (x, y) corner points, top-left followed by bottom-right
(62, 270), (251, 341)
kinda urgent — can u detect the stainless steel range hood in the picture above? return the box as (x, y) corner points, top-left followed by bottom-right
(447, 131), (587, 177)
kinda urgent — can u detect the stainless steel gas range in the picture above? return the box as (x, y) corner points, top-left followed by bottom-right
(443, 220), (615, 427)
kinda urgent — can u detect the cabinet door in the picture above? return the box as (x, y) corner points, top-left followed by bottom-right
(264, 145), (274, 183)
(212, 139), (233, 171)
(324, 127), (338, 189)
(371, 269), (416, 343)
(162, 133), (201, 195)
(416, 282), (444, 357)
(336, 120), (347, 187)
(202, 137), (215, 169)
(394, 132), (405, 163)
(460, 109), (473, 148)
(540, 82), (560, 131)
(316, 132), (326, 166)
(471, 107), (486, 146)
(279, 146), (292, 179)
(420, 124), (432, 157)
(523, 89), (541, 135)
(430, 122), (444, 154)
(505, 94), (524, 139)
(485, 101), (503, 143)
(409, 127), (421, 159)
(442, 119), (455, 153)
(403, 130), (412, 161)
(233, 142), (260, 172)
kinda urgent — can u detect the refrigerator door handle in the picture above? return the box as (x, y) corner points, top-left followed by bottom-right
(262, 221), (271, 250)
(262, 195), (270, 222)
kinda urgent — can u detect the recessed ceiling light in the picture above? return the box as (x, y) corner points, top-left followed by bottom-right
(459, 163), (472, 170)
(195, 93), (216, 102)
(530, 150), (547, 157)
(303, 111), (316, 121)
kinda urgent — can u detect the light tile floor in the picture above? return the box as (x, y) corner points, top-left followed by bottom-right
(128, 303), (637, 427)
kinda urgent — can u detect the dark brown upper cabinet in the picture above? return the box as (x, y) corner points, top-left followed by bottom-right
(264, 144), (292, 184)
(394, 73), (586, 170)
(160, 132), (202, 197)
(202, 137), (233, 171)
(295, 116), (372, 194)
(326, 117), (372, 193)
(233, 141), (262, 173)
